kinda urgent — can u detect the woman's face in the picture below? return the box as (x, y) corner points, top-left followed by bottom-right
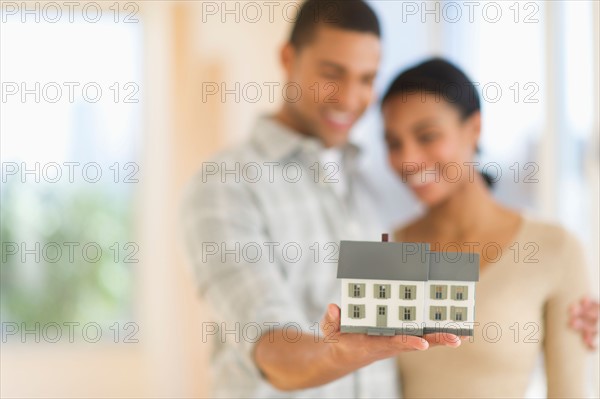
(383, 92), (481, 207)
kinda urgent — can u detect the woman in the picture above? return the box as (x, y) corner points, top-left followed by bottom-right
(381, 58), (590, 397)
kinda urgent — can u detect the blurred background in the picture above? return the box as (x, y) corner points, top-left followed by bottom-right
(1, 1), (598, 397)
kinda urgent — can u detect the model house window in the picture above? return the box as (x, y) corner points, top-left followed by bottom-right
(451, 306), (468, 322)
(349, 304), (365, 319)
(374, 284), (391, 299)
(451, 286), (468, 300)
(430, 285), (447, 300)
(348, 283), (365, 298)
(429, 306), (447, 321)
(399, 306), (416, 321)
(378, 306), (386, 316)
(400, 285), (416, 300)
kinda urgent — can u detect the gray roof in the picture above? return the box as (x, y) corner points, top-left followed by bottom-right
(337, 241), (430, 281)
(337, 241), (480, 282)
(428, 252), (480, 282)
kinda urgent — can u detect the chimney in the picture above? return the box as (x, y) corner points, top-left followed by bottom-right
(382, 233), (389, 242)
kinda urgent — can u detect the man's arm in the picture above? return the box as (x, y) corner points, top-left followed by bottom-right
(254, 303), (462, 391)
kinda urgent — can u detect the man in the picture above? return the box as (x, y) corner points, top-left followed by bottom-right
(182, 1), (598, 397)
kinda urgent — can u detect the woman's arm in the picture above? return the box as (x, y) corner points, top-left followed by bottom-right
(544, 232), (590, 398)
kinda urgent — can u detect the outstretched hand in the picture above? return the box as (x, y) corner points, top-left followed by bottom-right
(320, 304), (462, 366)
(254, 303), (464, 391)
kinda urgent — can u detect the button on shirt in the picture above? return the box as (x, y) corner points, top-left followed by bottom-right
(181, 116), (399, 398)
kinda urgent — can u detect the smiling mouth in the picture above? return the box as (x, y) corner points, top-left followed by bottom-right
(404, 169), (439, 188)
(323, 110), (355, 130)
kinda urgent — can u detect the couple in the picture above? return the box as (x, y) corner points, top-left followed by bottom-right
(182, 0), (597, 397)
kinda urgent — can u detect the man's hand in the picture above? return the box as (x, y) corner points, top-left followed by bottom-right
(321, 303), (461, 366)
(255, 303), (462, 391)
(569, 296), (599, 350)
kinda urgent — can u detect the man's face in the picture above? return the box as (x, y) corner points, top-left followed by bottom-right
(281, 26), (381, 147)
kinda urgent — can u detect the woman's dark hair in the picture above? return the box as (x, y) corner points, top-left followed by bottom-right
(382, 57), (494, 188)
(382, 57), (480, 118)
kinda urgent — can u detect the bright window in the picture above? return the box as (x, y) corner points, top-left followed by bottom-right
(1, 15), (143, 330)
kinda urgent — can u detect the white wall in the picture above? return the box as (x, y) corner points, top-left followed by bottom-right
(340, 278), (427, 329)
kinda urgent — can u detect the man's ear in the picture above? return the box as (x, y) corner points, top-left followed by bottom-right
(280, 42), (296, 79)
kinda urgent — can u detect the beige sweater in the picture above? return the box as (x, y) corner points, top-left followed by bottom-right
(397, 219), (589, 398)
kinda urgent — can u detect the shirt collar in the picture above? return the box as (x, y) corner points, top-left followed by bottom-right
(250, 115), (362, 163)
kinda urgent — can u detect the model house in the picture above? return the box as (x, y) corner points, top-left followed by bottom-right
(337, 234), (479, 336)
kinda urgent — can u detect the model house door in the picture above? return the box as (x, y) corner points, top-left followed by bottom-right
(376, 305), (387, 327)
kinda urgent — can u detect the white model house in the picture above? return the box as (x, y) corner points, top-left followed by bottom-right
(337, 235), (479, 336)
